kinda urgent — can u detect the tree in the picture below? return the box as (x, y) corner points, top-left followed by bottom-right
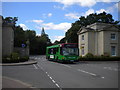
(3, 17), (18, 25)
(39, 29), (52, 54)
(14, 26), (26, 47)
(3, 16), (52, 55)
(63, 12), (119, 43)
(54, 40), (60, 44)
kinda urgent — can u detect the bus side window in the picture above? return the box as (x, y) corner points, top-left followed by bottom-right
(53, 48), (56, 54)
(51, 48), (54, 54)
(60, 47), (63, 55)
(48, 49), (51, 54)
(56, 47), (58, 53)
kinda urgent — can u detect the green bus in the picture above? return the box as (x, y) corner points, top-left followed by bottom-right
(46, 43), (79, 62)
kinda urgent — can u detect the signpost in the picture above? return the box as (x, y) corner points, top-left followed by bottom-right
(22, 44), (25, 48)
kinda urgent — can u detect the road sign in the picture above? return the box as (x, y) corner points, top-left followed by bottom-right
(22, 44), (25, 48)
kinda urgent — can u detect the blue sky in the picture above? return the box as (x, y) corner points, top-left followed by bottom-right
(2, 0), (119, 43)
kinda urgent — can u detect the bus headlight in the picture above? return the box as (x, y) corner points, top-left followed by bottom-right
(62, 57), (64, 59)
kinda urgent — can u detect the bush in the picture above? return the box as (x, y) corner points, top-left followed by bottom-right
(2, 56), (11, 63)
(2, 52), (29, 63)
(2, 52), (20, 63)
(10, 52), (20, 63)
(19, 56), (29, 62)
(78, 53), (120, 61)
(84, 53), (94, 58)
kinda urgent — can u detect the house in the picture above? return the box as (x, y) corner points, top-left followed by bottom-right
(77, 22), (120, 57)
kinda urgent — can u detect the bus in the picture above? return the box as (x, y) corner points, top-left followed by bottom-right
(46, 43), (79, 62)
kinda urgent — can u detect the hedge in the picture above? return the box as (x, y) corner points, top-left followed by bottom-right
(78, 53), (120, 61)
(2, 52), (29, 63)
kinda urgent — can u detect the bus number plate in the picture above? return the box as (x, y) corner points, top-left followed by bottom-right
(50, 55), (54, 59)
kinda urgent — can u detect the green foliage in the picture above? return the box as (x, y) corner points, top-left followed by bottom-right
(11, 52), (20, 60)
(3, 17), (18, 24)
(84, 53), (94, 58)
(2, 56), (11, 63)
(14, 26), (26, 47)
(19, 56), (29, 62)
(2, 52), (20, 63)
(78, 54), (120, 61)
(2, 53), (29, 63)
(3, 16), (52, 55)
(54, 40), (60, 44)
(61, 12), (119, 43)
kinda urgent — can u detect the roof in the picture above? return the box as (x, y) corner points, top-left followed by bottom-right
(47, 43), (78, 48)
(77, 22), (120, 34)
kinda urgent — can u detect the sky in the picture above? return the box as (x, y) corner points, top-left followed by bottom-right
(1, 0), (120, 43)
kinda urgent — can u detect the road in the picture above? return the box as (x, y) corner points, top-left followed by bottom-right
(3, 55), (119, 89)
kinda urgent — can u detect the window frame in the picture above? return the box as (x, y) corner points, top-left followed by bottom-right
(111, 46), (116, 56)
(81, 35), (84, 41)
(81, 47), (84, 55)
(111, 33), (116, 40)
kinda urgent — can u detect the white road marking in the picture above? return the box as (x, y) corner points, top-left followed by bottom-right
(61, 64), (71, 68)
(45, 72), (48, 74)
(104, 67), (118, 71)
(50, 77), (52, 79)
(55, 83), (60, 88)
(77, 69), (105, 79)
(33, 64), (38, 69)
(101, 77), (105, 79)
(52, 80), (55, 83)
(46, 73), (61, 89)
(78, 69), (97, 76)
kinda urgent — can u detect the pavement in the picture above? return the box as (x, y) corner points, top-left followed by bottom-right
(1, 59), (39, 89)
(0, 59), (37, 66)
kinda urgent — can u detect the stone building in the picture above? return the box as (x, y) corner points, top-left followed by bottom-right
(2, 16), (14, 56)
(77, 22), (120, 57)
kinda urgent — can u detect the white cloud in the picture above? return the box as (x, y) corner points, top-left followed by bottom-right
(96, 0), (119, 2)
(19, 24), (28, 30)
(81, 2), (118, 17)
(52, 36), (65, 43)
(26, 20), (44, 24)
(36, 34), (41, 36)
(96, 9), (107, 14)
(54, 0), (120, 8)
(42, 22), (71, 32)
(53, 5), (63, 9)
(42, 13), (53, 18)
(84, 9), (95, 17)
(54, 0), (96, 7)
(65, 13), (80, 20)
(3, 0), (120, 2)
(32, 20), (44, 23)
(79, 0), (96, 7)
(48, 13), (52, 17)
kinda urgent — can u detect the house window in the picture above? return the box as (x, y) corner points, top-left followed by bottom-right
(111, 46), (116, 56)
(111, 33), (116, 40)
(81, 47), (84, 55)
(82, 35), (84, 41)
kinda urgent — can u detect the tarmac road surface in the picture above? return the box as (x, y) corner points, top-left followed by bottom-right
(2, 55), (119, 89)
